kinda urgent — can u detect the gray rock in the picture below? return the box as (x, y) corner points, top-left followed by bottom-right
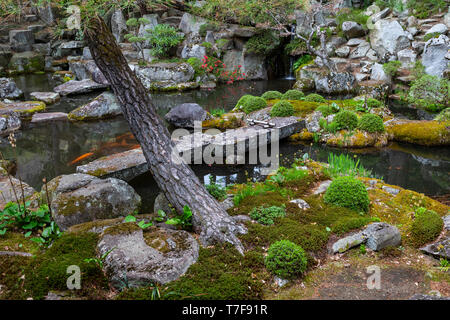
(349, 42), (370, 59)
(346, 38), (365, 47)
(397, 48), (417, 67)
(179, 13), (207, 35)
(444, 215), (450, 231)
(312, 180), (332, 195)
(97, 224), (199, 288)
(445, 9), (450, 28)
(135, 62), (195, 89)
(221, 196), (234, 211)
(46, 173), (141, 231)
(305, 111), (322, 133)
(0, 175), (35, 209)
(30, 92), (60, 104)
(412, 41), (425, 54)
(54, 79), (108, 96)
(425, 23), (448, 35)
(370, 19), (411, 60)
(82, 47), (92, 60)
(332, 232), (367, 254)
(0, 78), (23, 99)
(8, 51), (45, 74)
(342, 21), (365, 39)
(290, 199), (310, 210)
(315, 72), (357, 94)
(407, 16), (417, 27)
(164, 103), (208, 128)
(138, 14), (159, 48)
(335, 46), (350, 58)
(111, 10), (127, 43)
(365, 4), (380, 16)
(223, 49), (267, 80)
(409, 294), (450, 300)
(274, 276), (289, 288)
(31, 112), (68, 123)
(32, 43), (51, 55)
(69, 60), (109, 85)
(370, 7), (391, 23)
(68, 92), (121, 121)
(407, 27), (419, 36)
(421, 237), (450, 259)
(0, 112), (21, 136)
(364, 222), (402, 251)
(205, 30), (215, 44)
(153, 192), (172, 214)
(422, 35), (449, 78)
(370, 63), (390, 82)
(382, 185), (400, 195)
(181, 44), (206, 60)
(9, 30), (34, 52)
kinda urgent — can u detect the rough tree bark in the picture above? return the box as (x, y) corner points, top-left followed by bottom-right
(84, 16), (246, 254)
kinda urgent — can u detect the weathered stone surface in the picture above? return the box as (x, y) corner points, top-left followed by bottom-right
(0, 78), (23, 99)
(154, 192), (172, 214)
(315, 72), (357, 94)
(335, 46), (350, 58)
(444, 215), (450, 231)
(421, 238), (450, 259)
(425, 23), (448, 35)
(69, 60), (109, 85)
(179, 13), (207, 35)
(111, 10), (128, 43)
(332, 232), (367, 253)
(312, 180), (332, 195)
(305, 111), (322, 133)
(370, 7), (391, 23)
(382, 185), (400, 195)
(8, 51), (44, 74)
(0, 175), (35, 209)
(397, 48), (417, 67)
(98, 224), (199, 287)
(138, 14), (159, 48)
(370, 63), (390, 82)
(364, 222), (402, 251)
(68, 92), (121, 121)
(54, 79), (108, 96)
(0, 112), (21, 135)
(134, 62), (195, 89)
(409, 294), (450, 300)
(46, 173), (141, 231)
(422, 35), (449, 78)
(31, 112), (68, 123)
(9, 30), (34, 52)
(181, 44), (206, 60)
(290, 199), (310, 210)
(0, 101), (45, 119)
(349, 42), (370, 59)
(164, 103), (208, 128)
(223, 50), (267, 80)
(326, 130), (389, 148)
(342, 21), (365, 39)
(370, 19), (411, 60)
(30, 92), (60, 104)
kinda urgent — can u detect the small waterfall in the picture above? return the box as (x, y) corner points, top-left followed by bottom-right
(284, 25), (297, 80)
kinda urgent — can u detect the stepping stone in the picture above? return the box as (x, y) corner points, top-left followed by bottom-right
(54, 79), (108, 96)
(421, 238), (450, 259)
(0, 101), (45, 119)
(31, 112), (68, 123)
(30, 92), (60, 104)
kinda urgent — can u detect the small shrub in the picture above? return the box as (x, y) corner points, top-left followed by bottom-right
(265, 240), (307, 279)
(410, 208), (443, 247)
(316, 105), (334, 117)
(249, 205), (286, 225)
(292, 54), (314, 70)
(408, 75), (449, 112)
(282, 89), (304, 100)
(245, 32), (280, 55)
(435, 108), (450, 121)
(187, 57), (204, 77)
(304, 93), (325, 103)
(146, 24), (184, 58)
(206, 176), (227, 201)
(383, 60), (402, 77)
(358, 114), (385, 133)
(261, 91), (283, 100)
(241, 96), (268, 114)
(319, 118), (339, 133)
(324, 176), (370, 213)
(333, 110), (358, 130)
(234, 95), (253, 111)
(270, 100), (294, 117)
(406, 0), (447, 19)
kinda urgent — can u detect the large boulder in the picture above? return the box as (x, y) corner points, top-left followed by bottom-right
(44, 173), (141, 231)
(9, 30), (34, 52)
(397, 48), (417, 67)
(111, 10), (128, 43)
(0, 78), (23, 99)
(164, 103), (208, 128)
(369, 19), (411, 60)
(0, 175), (35, 209)
(97, 223), (199, 287)
(223, 50), (267, 80)
(68, 92), (121, 121)
(422, 35), (449, 78)
(0, 112), (21, 136)
(181, 44), (206, 60)
(425, 23), (448, 36)
(179, 13), (207, 35)
(54, 79), (108, 96)
(370, 63), (390, 82)
(315, 71), (357, 94)
(8, 51), (45, 74)
(0, 101), (45, 119)
(342, 21), (365, 39)
(134, 62), (195, 90)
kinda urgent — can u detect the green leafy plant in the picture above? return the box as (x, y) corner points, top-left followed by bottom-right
(265, 240), (307, 279)
(435, 108), (450, 122)
(124, 17), (151, 64)
(293, 54), (313, 71)
(0, 202), (51, 236)
(84, 247), (115, 269)
(335, 8), (369, 36)
(410, 207), (443, 247)
(166, 205), (193, 230)
(407, 75), (449, 112)
(316, 105), (334, 117)
(124, 215), (153, 229)
(406, 0), (447, 19)
(324, 176), (370, 213)
(187, 57), (204, 77)
(383, 60), (402, 77)
(245, 32), (280, 55)
(358, 114), (385, 133)
(205, 176), (227, 201)
(326, 153), (376, 178)
(319, 117), (339, 134)
(261, 91), (283, 100)
(146, 24), (184, 58)
(249, 205), (286, 225)
(210, 108), (226, 117)
(31, 221), (62, 247)
(438, 258), (449, 272)
(304, 93), (325, 103)
(359, 244), (366, 255)
(333, 110), (359, 130)
(270, 100), (294, 117)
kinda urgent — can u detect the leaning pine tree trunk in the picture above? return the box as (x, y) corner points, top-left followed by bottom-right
(84, 17), (246, 253)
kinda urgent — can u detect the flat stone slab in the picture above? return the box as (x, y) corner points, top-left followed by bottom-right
(54, 79), (108, 96)
(77, 117), (305, 181)
(0, 101), (45, 119)
(30, 92), (60, 104)
(420, 237), (450, 259)
(31, 112), (68, 123)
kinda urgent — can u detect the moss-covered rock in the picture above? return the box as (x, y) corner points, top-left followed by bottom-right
(0, 101), (45, 120)
(385, 119), (450, 146)
(8, 51), (45, 75)
(326, 130), (389, 148)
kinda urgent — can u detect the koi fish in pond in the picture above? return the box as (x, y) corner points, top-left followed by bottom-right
(68, 152), (94, 166)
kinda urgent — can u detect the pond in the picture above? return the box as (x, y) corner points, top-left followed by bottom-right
(1, 74), (449, 212)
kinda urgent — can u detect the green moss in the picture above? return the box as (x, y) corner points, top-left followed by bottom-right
(249, 205), (286, 225)
(324, 176), (370, 213)
(282, 90), (305, 100)
(358, 113), (385, 133)
(87, 168), (110, 177)
(386, 120), (450, 146)
(0, 255), (31, 299)
(383, 60), (401, 77)
(270, 100), (294, 117)
(240, 96), (268, 114)
(199, 22), (220, 37)
(435, 108), (450, 122)
(410, 209), (443, 248)
(0, 232), (40, 254)
(265, 240), (307, 279)
(316, 105), (334, 117)
(261, 91), (283, 100)
(24, 232), (108, 299)
(102, 222), (141, 236)
(333, 110), (359, 130)
(304, 93), (325, 103)
(245, 32), (280, 55)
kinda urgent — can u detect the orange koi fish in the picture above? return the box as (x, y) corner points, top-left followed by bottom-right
(69, 152), (94, 166)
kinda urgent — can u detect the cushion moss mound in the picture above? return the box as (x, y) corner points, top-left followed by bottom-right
(240, 96), (268, 114)
(270, 100), (294, 117)
(25, 232), (107, 299)
(261, 90), (283, 100)
(282, 89), (304, 100)
(304, 93), (326, 103)
(410, 208), (443, 247)
(324, 176), (370, 213)
(358, 113), (385, 133)
(333, 110), (359, 130)
(265, 240), (307, 279)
